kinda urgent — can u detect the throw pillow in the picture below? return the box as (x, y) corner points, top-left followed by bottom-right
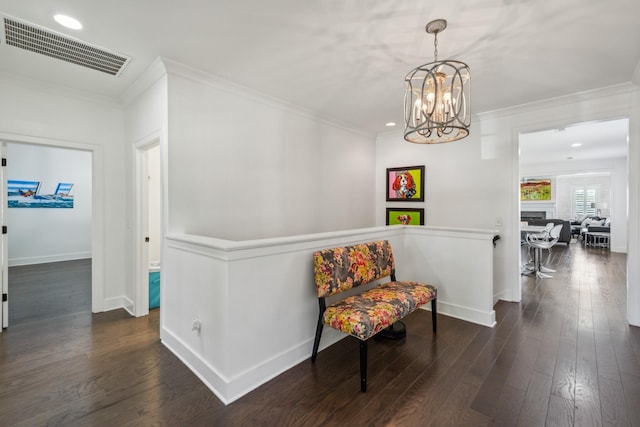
(581, 218), (595, 227)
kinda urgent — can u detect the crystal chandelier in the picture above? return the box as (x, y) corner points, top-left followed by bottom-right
(404, 19), (470, 144)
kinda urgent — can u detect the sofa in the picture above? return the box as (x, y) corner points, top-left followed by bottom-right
(572, 216), (611, 241)
(570, 215), (610, 236)
(524, 218), (572, 245)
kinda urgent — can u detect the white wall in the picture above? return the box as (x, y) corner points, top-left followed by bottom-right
(375, 119), (511, 302)
(7, 143), (92, 266)
(376, 83), (640, 325)
(162, 226), (496, 404)
(376, 124), (501, 229)
(0, 72), (128, 312)
(163, 60), (376, 241)
(123, 60), (168, 314)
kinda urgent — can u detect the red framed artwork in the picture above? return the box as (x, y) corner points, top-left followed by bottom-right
(386, 165), (425, 202)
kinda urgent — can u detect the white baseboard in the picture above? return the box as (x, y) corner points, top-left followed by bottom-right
(160, 303), (490, 405)
(160, 326), (232, 404)
(430, 301), (496, 328)
(160, 324), (345, 405)
(8, 252), (92, 267)
(103, 295), (134, 314)
(493, 289), (513, 304)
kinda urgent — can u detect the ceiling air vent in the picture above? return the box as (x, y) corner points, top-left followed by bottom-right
(3, 17), (130, 76)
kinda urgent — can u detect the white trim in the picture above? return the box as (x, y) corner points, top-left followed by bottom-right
(8, 253), (91, 267)
(478, 83), (640, 121)
(0, 70), (120, 108)
(507, 88), (639, 325)
(166, 224), (496, 259)
(104, 295), (134, 314)
(0, 131), (105, 313)
(1, 142), (6, 329)
(161, 328), (233, 405)
(160, 57), (373, 139)
(426, 302), (496, 328)
(162, 225), (497, 404)
(121, 58), (167, 107)
(133, 131), (162, 317)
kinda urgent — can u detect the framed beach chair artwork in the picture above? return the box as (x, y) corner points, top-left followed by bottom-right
(8, 180), (74, 208)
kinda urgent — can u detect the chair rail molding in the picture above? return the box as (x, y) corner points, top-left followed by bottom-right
(160, 225), (498, 404)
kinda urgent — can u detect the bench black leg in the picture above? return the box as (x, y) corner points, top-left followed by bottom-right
(311, 316), (323, 363)
(431, 298), (437, 334)
(312, 299), (326, 363)
(359, 340), (367, 392)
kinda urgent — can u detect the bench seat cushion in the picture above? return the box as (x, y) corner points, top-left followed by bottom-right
(323, 281), (437, 341)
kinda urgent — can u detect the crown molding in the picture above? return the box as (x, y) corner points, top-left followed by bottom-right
(0, 70), (121, 108)
(120, 57), (167, 107)
(159, 57), (374, 139)
(476, 82), (640, 121)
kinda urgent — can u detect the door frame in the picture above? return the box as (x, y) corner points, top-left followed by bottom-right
(0, 132), (104, 330)
(133, 132), (162, 317)
(512, 116), (631, 303)
(1, 143), (7, 328)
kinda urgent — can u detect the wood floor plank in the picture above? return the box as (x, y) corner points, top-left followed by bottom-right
(599, 376), (631, 426)
(516, 370), (553, 427)
(574, 326), (602, 426)
(490, 384), (526, 426)
(551, 339), (577, 402)
(505, 336), (542, 391)
(546, 394), (575, 427)
(1, 245), (639, 426)
(620, 372), (640, 424)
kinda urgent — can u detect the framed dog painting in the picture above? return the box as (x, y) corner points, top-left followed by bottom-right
(386, 208), (424, 226)
(386, 165), (425, 202)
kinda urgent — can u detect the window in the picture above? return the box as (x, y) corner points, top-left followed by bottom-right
(574, 187), (597, 218)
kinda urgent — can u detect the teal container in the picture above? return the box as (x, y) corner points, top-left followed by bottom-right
(149, 271), (160, 309)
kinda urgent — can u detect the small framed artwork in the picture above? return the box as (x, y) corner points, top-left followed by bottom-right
(386, 207), (425, 226)
(8, 179), (74, 208)
(386, 165), (425, 202)
(520, 178), (552, 201)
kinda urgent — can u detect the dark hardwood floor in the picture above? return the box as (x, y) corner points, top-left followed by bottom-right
(1, 243), (638, 426)
(7, 259), (91, 326)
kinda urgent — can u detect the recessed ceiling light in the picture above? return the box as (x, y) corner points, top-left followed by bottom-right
(385, 122), (396, 127)
(54, 14), (83, 30)
(571, 143), (582, 147)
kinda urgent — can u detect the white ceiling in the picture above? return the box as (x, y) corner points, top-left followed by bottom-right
(519, 118), (629, 167)
(0, 0), (639, 136)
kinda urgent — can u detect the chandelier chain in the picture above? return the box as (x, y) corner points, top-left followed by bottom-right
(433, 33), (439, 61)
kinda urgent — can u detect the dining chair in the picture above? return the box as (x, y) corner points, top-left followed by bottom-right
(526, 224), (563, 278)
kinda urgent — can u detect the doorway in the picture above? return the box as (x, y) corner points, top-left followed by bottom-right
(2, 141), (94, 328)
(134, 136), (162, 317)
(517, 118), (629, 287)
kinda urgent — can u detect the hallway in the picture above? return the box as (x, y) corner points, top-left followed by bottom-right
(0, 245), (638, 425)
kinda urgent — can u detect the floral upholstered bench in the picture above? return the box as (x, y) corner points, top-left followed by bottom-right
(310, 240), (437, 392)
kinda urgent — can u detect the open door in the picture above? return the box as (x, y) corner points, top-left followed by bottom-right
(1, 142), (7, 330)
(134, 137), (161, 316)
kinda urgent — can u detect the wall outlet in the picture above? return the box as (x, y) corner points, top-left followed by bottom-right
(191, 317), (201, 334)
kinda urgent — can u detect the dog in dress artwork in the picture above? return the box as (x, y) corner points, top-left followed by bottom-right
(392, 171), (417, 199)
